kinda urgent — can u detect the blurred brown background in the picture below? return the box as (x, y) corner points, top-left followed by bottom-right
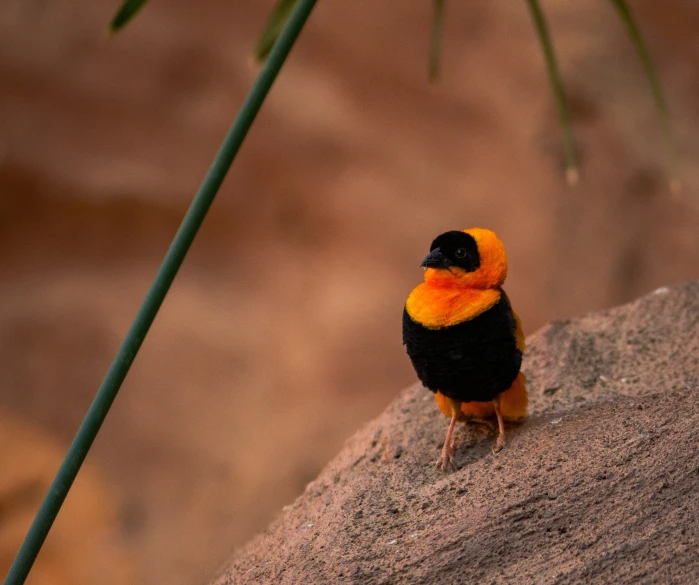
(1, 1), (698, 584)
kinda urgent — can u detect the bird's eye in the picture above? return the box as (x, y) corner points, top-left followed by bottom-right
(455, 248), (467, 259)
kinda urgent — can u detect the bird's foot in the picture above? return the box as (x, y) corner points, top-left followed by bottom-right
(491, 398), (506, 454)
(435, 441), (458, 472)
(492, 436), (506, 454)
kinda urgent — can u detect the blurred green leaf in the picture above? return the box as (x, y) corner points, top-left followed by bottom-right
(255, 0), (299, 63)
(110, 0), (150, 33)
(608, 0), (676, 189)
(525, 0), (578, 185)
(429, 0), (445, 82)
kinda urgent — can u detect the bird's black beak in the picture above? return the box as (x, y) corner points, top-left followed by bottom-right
(421, 248), (452, 269)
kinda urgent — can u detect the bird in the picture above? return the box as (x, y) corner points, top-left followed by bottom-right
(402, 228), (528, 471)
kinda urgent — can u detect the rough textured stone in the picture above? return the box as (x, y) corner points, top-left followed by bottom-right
(213, 281), (699, 584)
(2, 2), (699, 583)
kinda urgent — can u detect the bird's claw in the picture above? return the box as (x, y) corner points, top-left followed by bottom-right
(492, 437), (506, 454)
(435, 442), (458, 472)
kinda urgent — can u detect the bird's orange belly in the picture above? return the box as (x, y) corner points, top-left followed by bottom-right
(434, 372), (528, 422)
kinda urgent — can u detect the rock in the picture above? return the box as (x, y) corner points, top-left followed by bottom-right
(212, 281), (699, 584)
(3, 2), (699, 583)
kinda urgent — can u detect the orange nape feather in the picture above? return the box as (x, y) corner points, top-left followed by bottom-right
(434, 372), (528, 422)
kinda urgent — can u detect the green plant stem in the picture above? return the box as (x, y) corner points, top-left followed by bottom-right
(429, 0), (445, 82)
(254, 0), (299, 62)
(608, 0), (676, 189)
(2, 1), (317, 584)
(110, 0), (150, 32)
(525, 0), (578, 185)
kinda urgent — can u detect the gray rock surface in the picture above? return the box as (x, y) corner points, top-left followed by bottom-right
(213, 281), (699, 584)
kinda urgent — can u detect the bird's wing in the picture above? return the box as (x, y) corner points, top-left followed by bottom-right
(501, 290), (525, 352)
(512, 308), (525, 353)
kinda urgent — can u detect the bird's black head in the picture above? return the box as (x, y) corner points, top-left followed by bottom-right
(421, 230), (481, 272)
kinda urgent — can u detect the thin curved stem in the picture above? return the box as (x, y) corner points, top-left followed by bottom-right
(429, 0), (446, 82)
(526, 0), (579, 185)
(110, 0), (150, 33)
(608, 0), (677, 190)
(3, 1), (318, 583)
(254, 0), (299, 63)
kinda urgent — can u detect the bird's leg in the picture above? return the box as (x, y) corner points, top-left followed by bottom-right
(492, 397), (506, 453)
(436, 398), (461, 472)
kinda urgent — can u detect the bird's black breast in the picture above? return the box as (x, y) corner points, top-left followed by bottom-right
(402, 292), (522, 403)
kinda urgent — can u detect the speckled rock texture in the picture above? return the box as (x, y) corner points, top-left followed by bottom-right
(212, 281), (699, 585)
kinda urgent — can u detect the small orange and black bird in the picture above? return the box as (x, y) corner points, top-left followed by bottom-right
(402, 228), (528, 471)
